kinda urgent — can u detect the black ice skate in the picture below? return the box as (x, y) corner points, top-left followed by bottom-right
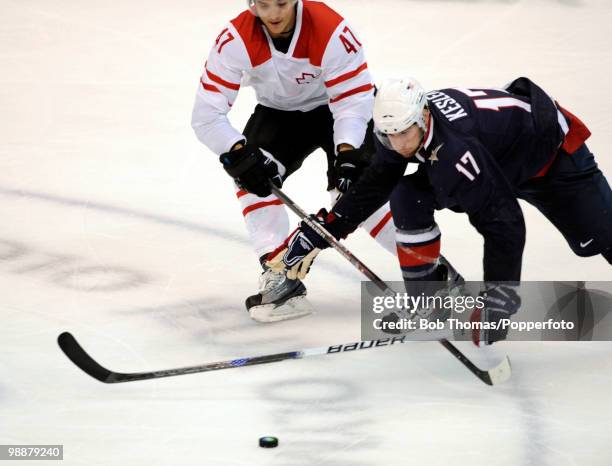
(246, 268), (313, 322)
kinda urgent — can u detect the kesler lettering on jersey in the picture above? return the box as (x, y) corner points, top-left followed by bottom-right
(427, 91), (468, 122)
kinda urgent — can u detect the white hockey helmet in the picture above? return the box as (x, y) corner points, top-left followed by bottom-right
(247, 0), (298, 16)
(373, 78), (428, 148)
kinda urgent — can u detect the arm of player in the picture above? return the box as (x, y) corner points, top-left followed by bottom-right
(321, 20), (375, 150)
(447, 144), (525, 282)
(333, 140), (408, 227)
(268, 144), (408, 278)
(191, 23), (247, 155)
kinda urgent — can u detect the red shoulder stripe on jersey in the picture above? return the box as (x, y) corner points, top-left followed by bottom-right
(242, 199), (283, 216)
(236, 189), (248, 198)
(325, 62), (368, 88)
(329, 83), (373, 104)
(206, 67), (240, 91)
(369, 211), (392, 239)
(200, 78), (221, 94)
(557, 104), (591, 154)
(293, 1), (344, 67)
(231, 10), (271, 67)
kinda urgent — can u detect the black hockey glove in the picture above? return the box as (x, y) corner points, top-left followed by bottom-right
(334, 148), (371, 193)
(220, 144), (284, 197)
(470, 283), (521, 346)
(266, 208), (353, 279)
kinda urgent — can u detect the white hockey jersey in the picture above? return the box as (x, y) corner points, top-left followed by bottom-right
(191, 0), (375, 155)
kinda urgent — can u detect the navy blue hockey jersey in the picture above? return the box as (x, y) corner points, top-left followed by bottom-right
(332, 77), (590, 280)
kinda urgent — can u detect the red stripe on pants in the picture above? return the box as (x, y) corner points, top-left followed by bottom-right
(242, 199), (283, 216)
(369, 211), (393, 238)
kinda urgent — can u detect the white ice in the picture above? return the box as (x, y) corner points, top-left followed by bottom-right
(1, 0), (612, 465)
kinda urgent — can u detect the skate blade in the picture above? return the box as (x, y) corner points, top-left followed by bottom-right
(250, 295), (314, 323)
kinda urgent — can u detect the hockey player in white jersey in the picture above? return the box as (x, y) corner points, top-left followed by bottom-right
(191, 0), (397, 322)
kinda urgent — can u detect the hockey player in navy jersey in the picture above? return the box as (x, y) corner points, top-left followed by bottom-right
(191, 0), (398, 322)
(268, 76), (612, 344)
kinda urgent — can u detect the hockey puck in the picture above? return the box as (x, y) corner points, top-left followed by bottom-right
(259, 436), (278, 448)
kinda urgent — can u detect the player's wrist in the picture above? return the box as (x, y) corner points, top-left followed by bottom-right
(336, 143), (355, 152)
(230, 140), (246, 152)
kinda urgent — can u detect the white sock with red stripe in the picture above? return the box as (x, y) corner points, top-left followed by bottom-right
(360, 202), (396, 255)
(395, 224), (441, 280)
(328, 191), (396, 256)
(235, 185), (289, 258)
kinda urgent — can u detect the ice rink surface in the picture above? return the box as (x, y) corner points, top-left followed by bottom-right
(2, 0), (612, 464)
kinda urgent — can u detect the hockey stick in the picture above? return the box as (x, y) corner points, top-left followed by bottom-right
(57, 332), (510, 385)
(271, 186), (389, 292)
(56, 186), (510, 386)
(270, 185), (511, 386)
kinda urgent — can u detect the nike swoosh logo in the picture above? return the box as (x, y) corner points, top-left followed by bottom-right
(580, 239), (594, 248)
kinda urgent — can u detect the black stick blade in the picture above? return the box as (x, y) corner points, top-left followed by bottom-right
(57, 332), (115, 383)
(57, 332), (304, 383)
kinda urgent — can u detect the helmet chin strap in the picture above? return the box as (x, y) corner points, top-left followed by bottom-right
(403, 122), (427, 158)
(417, 131), (426, 153)
(417, 108), (431, 152)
